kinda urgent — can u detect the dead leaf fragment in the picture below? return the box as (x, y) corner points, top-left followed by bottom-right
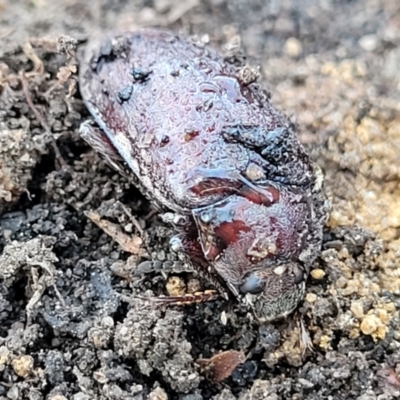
(85, 210), (142, 254)
(197, 350), (245, 383)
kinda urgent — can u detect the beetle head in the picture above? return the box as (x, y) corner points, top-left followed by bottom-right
(192, 186), (311, 321)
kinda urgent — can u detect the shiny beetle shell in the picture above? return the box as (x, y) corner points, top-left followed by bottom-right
(79, 29), (328, 322)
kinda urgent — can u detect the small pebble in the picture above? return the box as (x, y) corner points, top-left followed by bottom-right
(11, 355), (34, 378)
(360, 314), (380, 335)
(350, 300), (364, 319)
(148, 386), (168, 400)
(6, 386), (19, 400)
(284, 37), (303, 58)
(166, 276), (186, 296)
(220, 311), (228, 325)
(187, 278), (201, 293)
(359, 34), (378, 52)
(311, 269), (326, 280)
(306, 293), (317, 303)
(72, 393), (91, 400)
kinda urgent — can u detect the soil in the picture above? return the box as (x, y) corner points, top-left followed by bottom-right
(1, 0), (400, 399)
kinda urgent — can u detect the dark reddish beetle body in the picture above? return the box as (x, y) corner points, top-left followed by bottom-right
(79, 29), (328, 322)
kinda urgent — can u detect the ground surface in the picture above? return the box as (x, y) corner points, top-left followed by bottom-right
(1, 0), (400, 399)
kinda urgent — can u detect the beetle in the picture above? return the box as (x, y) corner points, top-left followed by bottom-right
(79, 29), (328, 322)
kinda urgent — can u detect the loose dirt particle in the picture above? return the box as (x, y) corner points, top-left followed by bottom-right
(11, 355), (34, 378)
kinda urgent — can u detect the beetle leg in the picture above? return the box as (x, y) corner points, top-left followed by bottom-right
(160, 212), (192, 230)
(80, 120), (135, 178)
(170, 233), (229, 299)
(137, 289), (221, 306)
(170, 233), (207, 264)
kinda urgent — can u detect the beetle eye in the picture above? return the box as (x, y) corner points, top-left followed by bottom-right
(239, 273), (264, 295)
